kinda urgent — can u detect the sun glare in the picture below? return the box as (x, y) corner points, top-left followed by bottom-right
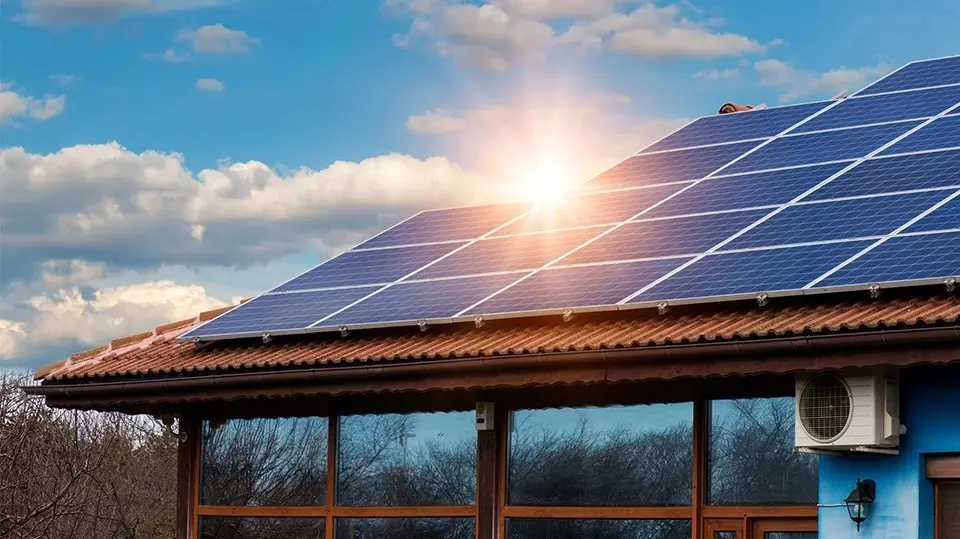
(519, 158), (576, 205)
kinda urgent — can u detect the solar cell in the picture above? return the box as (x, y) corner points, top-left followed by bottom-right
(183, 287), (381, 338)
(560, 209), (767, 265)
(904, 194), (960, 233)
(818, 232), (960, 286)
(356, 203), (530, 249)
(807, 149), (960, 200)
(726, 191), (949, 249)
(631, 241), (872, 303)
(322, 273), (523, 327)
(642, 102), (829, 153)
(585, 140), (760, 191)
(416, 227), (609, 279)
(496, 183), (688, 235)
(723, 121), (922, 175)
(796, 85), (960, 133)
(857, 56), (960, 96)
(272, 242), (465, 292)
(880, 115), (960, 155)
(645, 162), (849, 218)
(465, 258), (691, 315)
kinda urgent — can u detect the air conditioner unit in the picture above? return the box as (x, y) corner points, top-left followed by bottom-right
(795, 369), (900, 453)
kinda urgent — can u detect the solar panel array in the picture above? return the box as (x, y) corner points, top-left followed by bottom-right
(184, 56), (960, 341)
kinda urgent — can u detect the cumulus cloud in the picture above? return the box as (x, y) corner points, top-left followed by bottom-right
(17, 0), (222, 26)
(405, 108), (468, 133)
(0, 281), (227, 361)
(755, 59), (893, 102)
(0, 82), (65, 124)
(0, 143), (502, 287)
(196, 78), (226, 92)
(40, 260), (107, 287)
(177, 24), (260, 54)
(388, 0), (772, 69)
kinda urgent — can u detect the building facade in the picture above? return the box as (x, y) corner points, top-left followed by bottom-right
(29, 289), (960, 539)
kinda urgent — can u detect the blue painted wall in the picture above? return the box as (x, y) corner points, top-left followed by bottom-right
(818, 366), (960, 539)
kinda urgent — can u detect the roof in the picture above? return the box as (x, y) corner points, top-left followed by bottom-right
(35, 291), (960, 383)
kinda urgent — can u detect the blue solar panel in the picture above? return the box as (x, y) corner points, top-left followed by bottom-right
(796, 86), (960, 134)
(642, 102), (829, 153)
(357, 203), (530, 249)
(632, 241), (872, 302)
(808, 150), (960, 200)
(726, 191), (948, 249)
(272, 242), (465, 292)
(880, 115), (960, 155)
(904, 195), (960, 233)
(819, 232), (960, 286)
(560, 210), (767, 265)
(323, 273), (522, 326)
(466, 258), (691, 315)
(723, 121), (922, 175)
(417, 227), (607, 279)
(497, 183), (687, 235)
(586, 141), (760, 191)
(646, 162), (849, 218)
(858, 56), (960, 96)
(183, 287), (380, 338)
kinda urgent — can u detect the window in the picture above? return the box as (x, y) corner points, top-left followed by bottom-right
(509, 403), (693, 506)
(939, 482), (960, 539)
(709, 398), (818, 505)
(201, 417), (328, 506)
(335, 517), (474, 538)
(199, 517), (324, 539)
(336, 411), (476, 506)
(506, 518), (691, 538)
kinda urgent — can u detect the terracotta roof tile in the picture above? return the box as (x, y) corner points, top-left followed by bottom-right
(35, 294), (960, 382)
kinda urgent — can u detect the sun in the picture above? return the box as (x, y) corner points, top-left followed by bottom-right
(518, 158), (576, 205)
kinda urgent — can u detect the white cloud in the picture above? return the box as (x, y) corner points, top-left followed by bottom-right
(49, 73), (79, 87)
(40, 260), (107, 287)
(195, 78), (226, 92)
(389, 1), (772, 68)
(0, 143), (501, 286)
(405, 108), (468, 133)
(0, 320), (27, 360)
(694, 67), (740, 81)
(0, 82), (65, 124)
(17, 0), (222, 26)
(755, 59), (893, 102)
(178, 24), (260, 54)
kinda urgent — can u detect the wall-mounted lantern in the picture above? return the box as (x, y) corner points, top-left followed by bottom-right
(844, 478), (876, 531)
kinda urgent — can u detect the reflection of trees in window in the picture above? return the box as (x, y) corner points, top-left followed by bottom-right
(337, 412), (476, 506)
(709, 398), (818, 505)
(201, 417), (328, 506)
(507, 518), (691, 539)
(509, 404), (693, 506)
(200, 517), (324, 539)
(335, 517), (474, 539)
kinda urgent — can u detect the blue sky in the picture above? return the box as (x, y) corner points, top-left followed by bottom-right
(2, 0), (959, 370)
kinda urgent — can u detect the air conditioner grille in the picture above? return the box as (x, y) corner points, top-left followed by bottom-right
(799, 374), (852, 442)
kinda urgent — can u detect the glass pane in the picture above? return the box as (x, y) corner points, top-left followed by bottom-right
(708, 398), (818, 505)
(507, 519), (691, 539)
(200, 517), (324, 539)
(715, 532), (737, 539)
(765, 534), (816, 539)
(337, 411), (476, 506)
(509, 403), (693, 506)
(201, 417), (328, 506)
(335, 518), (474, 539)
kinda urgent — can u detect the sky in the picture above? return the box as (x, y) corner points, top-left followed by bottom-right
(2, 0), (959, 372)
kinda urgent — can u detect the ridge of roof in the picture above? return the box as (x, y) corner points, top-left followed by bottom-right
(34, 293), (960, 382)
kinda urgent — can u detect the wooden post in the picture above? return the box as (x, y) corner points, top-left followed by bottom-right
(176, 418), (200, 539)
(476, 402), (500, 539)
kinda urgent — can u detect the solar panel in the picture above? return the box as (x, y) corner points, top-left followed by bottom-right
(857, 56), (960, 96)
(643, 101), (830, 153)
(182, 56), (960, 342)
(880, 115), (960, 155)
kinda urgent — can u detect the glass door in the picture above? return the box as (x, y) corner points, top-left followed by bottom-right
(751, 518), (817, 539)
(704, 518), (743, 539)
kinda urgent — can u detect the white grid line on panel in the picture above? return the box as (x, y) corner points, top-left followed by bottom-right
(783, 116), (932, 138)
(616, 97), (960, 305)
(849, 59), (916, 98)
(804, 189), (960, 288)
(455, 95), (849, 318)
(848, 81), (960, 100)
(631, 136), (771, 156)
